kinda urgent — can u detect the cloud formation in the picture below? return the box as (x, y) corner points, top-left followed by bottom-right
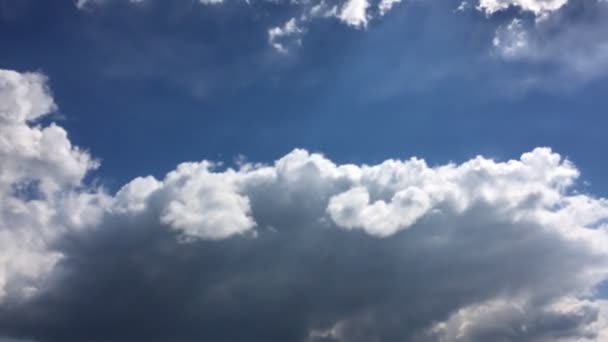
(0, 69), (106, 301)
(2, 69), (608, 341)
(478, 0), (569, 15)
(484, 0), (608, 86)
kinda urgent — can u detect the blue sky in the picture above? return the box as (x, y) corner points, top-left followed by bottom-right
(2, 1), (608, 342)
(2, 0), (607, 192)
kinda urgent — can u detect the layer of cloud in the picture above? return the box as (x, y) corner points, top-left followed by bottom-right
(2, 69), (608, 341)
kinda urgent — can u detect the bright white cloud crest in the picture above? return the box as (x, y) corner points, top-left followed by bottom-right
(0, 70), (106, 300)
(478, 0), (569, 15)
(3, 69), (608, 340)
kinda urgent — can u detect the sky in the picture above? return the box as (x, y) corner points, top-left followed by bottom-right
(1, 0), (608, 341)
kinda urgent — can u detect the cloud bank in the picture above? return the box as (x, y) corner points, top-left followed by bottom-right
(2, 69), (608, 341)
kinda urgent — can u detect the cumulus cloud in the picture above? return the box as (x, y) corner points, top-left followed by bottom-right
(3, 69), (608, 341)
(477, 0), (569, 15)
(198, 0), (224, 5)
(0, 70), (106, 301)
(378, 0), (402, 16)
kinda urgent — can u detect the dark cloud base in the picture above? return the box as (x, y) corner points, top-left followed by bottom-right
(0, 200), (601, 342)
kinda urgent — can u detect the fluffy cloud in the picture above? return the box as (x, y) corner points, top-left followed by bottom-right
(0, 70), (106, 301)
(477, 0), (569, 15)
(3, 69), (608, 341)
(478, 0), (608, 88)
(125, 145), (592, 241)
(486, 0), (608, 87)
(69, 0), (608, 89)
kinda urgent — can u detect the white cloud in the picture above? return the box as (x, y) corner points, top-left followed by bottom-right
(114, 144), (608, 246)
(159, 161), (255, 240)
(268, 18), (304, 53)
(75, 0), (91, 9)
(0, 70), (107, 301)
(477, 0), (569, 15)
(378, 0), (402, 16)
(455, 1), (472, 12)
(266, 0), (379, 53)
(338, 0), (369, 27)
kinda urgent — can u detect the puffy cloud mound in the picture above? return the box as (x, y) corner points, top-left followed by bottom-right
(0, 70), (107, 301)
(2, 69), (608, 341)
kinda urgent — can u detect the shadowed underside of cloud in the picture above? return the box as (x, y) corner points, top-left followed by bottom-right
(2, 69), (608, 341)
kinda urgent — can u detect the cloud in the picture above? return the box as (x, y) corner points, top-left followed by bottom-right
(2, 69), (608, 341)
(73, 0), (394, 53)
(486, 0), (608, 87)
(0, 70), (107, 301)
(378, 0), (402, 16)
(75, 0), (144, 10)
(492, 18), (529, 58)
(68, 0), (608, 92)
(268, 18), (304, 54)
(198, 0), (224, 4)
(327, 186), (431, 237)
(477, 0), (569, 15)
(338, 0), (369, 27)
(153, 161), (255, 240)
(426, 297), (602, 341)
